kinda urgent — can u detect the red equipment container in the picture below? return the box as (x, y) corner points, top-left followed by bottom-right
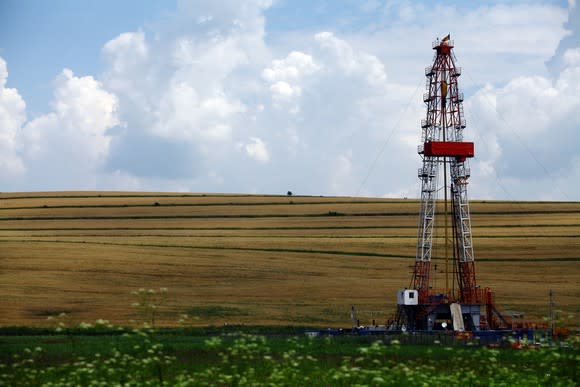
(423, 141), (474, 158)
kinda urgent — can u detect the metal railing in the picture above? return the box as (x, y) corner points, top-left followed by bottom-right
(451, 167), (470, 178)
(422, 182), (436, 192)
(454, 117), (467, 129)
(432, 39), (454, 49)
(421, 287), (490, 306)
(418, 167), (437, 178)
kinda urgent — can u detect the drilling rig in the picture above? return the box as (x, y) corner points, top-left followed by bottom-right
(395, 36), (507, 332)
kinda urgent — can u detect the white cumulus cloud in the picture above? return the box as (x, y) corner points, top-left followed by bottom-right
(262, 51), (320, 110)
(1, 0), (578, 199)
(99, 0), (269, 186)
(467, 46), (580, 199)
(0, 57), (26, 179)
(243, 137), (270, 162)
(22, 69), (119, 189)
(315, 32), (386, 85)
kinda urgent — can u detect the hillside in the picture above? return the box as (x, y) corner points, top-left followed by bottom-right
(0, 192), (578, 327)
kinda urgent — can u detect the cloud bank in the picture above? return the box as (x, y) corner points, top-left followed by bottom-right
(1, 0), (578, 199)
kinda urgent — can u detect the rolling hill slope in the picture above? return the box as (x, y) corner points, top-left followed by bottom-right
(1, 192), (578, 327)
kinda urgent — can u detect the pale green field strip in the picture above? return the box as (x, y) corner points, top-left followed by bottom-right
(1, 239), (578, 262)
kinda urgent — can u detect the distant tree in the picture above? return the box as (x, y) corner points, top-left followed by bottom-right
(287, 191), (293, 196)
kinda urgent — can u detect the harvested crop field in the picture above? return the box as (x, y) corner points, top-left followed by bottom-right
(0, 192), (578, 327)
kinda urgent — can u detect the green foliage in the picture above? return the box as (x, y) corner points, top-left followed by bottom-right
(1, 289), (578, 385)
(1, 330), (578, 386)
(131, 287), (168, 328)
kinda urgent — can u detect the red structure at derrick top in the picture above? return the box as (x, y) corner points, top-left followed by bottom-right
(419, 36), (474, 160)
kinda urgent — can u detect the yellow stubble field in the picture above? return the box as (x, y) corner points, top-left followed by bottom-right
(0, 192), (578, 327)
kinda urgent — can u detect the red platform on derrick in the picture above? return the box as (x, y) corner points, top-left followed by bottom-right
(423, 141), (474, 158)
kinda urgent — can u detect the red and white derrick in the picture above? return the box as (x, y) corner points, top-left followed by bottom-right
(391, 37), (512, 333)
(413, 36), (477, 304)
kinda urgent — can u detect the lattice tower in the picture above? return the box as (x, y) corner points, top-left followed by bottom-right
(411, 36), (477, 304)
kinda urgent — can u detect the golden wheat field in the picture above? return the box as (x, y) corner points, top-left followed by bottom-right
(0, 192), (578, 327)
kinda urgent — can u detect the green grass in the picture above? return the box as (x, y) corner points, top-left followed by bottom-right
(1, 329), (578, 386)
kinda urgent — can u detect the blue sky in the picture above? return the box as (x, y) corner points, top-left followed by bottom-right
(0, 0), (578, 199)
(0, 0), (174, 115)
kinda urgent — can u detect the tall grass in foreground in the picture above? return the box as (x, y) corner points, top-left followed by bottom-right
(1, 328), (578, 386)
(1, 288), (578, 385)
